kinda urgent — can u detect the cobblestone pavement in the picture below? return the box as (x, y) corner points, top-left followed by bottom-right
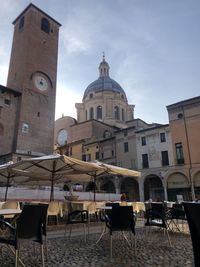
(0, 226), (193, 267)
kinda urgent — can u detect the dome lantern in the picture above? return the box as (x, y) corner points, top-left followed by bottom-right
(98, 52), (110, 77)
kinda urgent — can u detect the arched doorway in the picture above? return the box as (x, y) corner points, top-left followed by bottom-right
(100, 180), (115, 193)
(144, 175), (164, 201)
(167, 172), (190, 201)
(193, 171), (200, 200)
(86, 181), (96, 191)
(120, 178), (139, 201)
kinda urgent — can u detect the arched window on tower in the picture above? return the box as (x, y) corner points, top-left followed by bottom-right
(89, 107), (94, 119)
(0, 124), (4, 136)
(97, 106), (102, 120)
(114, 106), (120, 120)
(41, 17), (50, 34)
(85, 110), (88, 120)
(122, 108), (125, 121)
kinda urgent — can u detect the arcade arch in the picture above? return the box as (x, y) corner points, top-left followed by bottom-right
(193, 170), (200, 200)
(167, 172), (190, 201)
(144, 174), (164, 201)
(120, 177), (139, 201)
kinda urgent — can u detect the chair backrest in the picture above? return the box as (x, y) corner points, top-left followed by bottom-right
(17, 204), (48, 243)
(47, 201), (60, 215)
(151, 202), (165, 216)
(2, 201), (19, 209)
(110, 206), (135, 233)
(183, 202), (200, 267)
(106, 202), (120, 207)
(171, 203), (186, 219)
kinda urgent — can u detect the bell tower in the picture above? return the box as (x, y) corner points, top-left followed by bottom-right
(7, 4), (61, 158)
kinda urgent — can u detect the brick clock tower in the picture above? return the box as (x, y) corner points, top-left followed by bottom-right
(6, 4), (61, 159)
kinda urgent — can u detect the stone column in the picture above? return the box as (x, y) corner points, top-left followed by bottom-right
(114, 176), (121, 194)
(138, 177), (144, 202)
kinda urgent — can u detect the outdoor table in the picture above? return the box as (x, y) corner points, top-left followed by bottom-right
(0, 209), (21, 217)
(0, 209), (21, 228)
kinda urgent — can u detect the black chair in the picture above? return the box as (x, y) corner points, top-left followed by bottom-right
(64, 210), (89, 242)
(169, 203), (187, 232)
(144, 202), (172, 246)
(39, 203), (49, 259)
(105, 206), (136, 260)
(0, 204), (48, 267)
(183, 202), (200, 267)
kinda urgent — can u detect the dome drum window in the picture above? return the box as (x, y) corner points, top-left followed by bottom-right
(114, 106), (120, 120)
(89, 107), (94, 119)
(97, 106), (102, 120)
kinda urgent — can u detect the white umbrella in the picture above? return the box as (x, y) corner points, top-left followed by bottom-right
(3, 154), (106, 201)
(94, 161), (141, 177)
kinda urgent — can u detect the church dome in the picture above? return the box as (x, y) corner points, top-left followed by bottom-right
(83, 55), (127, 100)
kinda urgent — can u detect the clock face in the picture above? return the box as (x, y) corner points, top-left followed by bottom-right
(34, 75), (48, 91)
(57, 129), (68, 146)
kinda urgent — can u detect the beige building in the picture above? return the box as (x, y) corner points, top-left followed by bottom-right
(167, 96), (200, 200)
(55, 56), (200, 202)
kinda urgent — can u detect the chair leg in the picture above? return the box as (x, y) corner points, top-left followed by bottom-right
(84, 224), (86, 243)
(41, 244), (45, 267)
(166, 229), (172, 247)
(68, 225), (72, 238)
(64, 224), (67, 237)
(96, 225), (107, 245)
(110, 234), (113, 260)
(134, 234), (136, 257)
(44, 236), (48, 261)
(56, 215), (59, 225)
(15, 249), (18, 267)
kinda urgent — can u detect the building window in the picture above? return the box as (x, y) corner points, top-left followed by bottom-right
(161, 151), (169, 166)
(0, 107), (2, 118)
(101, 153), (104, 159)
(112, 150), (114, 156)
(122, 108), (125, 121)
(160, 132), (166, 143)
(124, 130), (127, 137)
(70, 147), (72, 156)
(89, 93), (93, 99)
(175, 143), (184, 164)
(141, 136), (146, 146)
(22, 123), (29, 133)
(82, 154), (86, 161)
(0, 124), (3, 136)
(124, 142), (129, 153)
(142, 154), (149, 168)
(95, 152), (99, 160)
(97, 106), (102, 120)
(85, 110), (87, 120)
(114, 106), (120, 120)
(104, 130), (111, 138)
(19, 16), (24, 30)
(4, 99), (11, 106)
(86, 154), (91, 161)
(89, 107), (94, 119)
(41, 17), (50, 34)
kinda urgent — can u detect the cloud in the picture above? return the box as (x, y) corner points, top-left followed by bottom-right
(0, 65), (8, 86)
(61, 30), (90, 54)
(55, 82), (82, 120)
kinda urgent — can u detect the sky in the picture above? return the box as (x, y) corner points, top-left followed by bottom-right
(0, 0), (200, 124)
